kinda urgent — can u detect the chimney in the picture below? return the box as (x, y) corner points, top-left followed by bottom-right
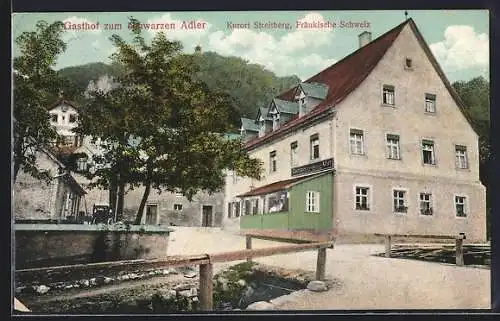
(358, 31), (372, 48)
(195, 45), (202, 54)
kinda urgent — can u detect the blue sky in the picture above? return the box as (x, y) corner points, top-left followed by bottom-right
(12, 10), (489, 82)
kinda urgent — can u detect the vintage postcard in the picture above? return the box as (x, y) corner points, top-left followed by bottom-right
(12, 9), (491, 313)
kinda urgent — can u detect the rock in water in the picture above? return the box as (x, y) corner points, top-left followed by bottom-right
(184, 271), (197, 278)
(307, 280), (327, 292)
(36, 285), (50, 294)
(246, 301), (275, 310)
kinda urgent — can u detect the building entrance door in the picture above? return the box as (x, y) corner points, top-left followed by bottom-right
(202, 205), (213, 227)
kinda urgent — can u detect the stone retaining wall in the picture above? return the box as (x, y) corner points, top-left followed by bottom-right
(15, 224), (173, 269)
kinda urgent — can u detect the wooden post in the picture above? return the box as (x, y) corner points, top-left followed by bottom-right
(246, 235), (252, 262)
(316, 247), (327, 281)
(199, 263), (213, 311)
(385, 235), (392, 258)
(455, 237), (464, 266)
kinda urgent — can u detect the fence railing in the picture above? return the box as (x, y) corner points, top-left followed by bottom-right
(15, 234), (334, 311)
(374, 233), (466, 266)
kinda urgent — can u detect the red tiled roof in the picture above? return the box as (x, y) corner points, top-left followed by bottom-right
(49, 99), (81, 111)
(245, 19), (410, 150)
(237, 173), (318, 197)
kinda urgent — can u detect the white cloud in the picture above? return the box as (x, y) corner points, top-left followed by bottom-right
(430, 25), (488, 71)
(278, 12), (335, 53)
(146, 13), (212, 51)
(206, 12), (337, 80)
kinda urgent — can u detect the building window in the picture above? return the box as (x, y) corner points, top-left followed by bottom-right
(310, 134), (319, 160)
(393, 190), (407, 213)
(422, 140), (435, 165)
(405, 58), (413, 68)
(252, 199), (259, 215)
(425, 93), (436, 113)
(455, 145), (468, 169)
(145, 204), (158, 225)
(306, 191), (320, 213)
(228, 202), (232, 218)
(232, 172), (241, 184)
(61, 135), (74, 146)
(175, 191), (183, 197)
(173, 204), (183, 211)
(382, 85), (395, 105)
(355, 186), (370, 210)
(290, 141), (298, 167)
(269, 151), (277, 173)
(244, 200), (252, 215)
(350, 129), (364, 155)
(69, 114), (77, 123)
(419, 193), (433, 215)
(233, 201), (241, 217)
(76, 157), (88, 172)
(50, 114), (58, 123)
(455, 196), (467, 217)
(386, 134), (400, 160)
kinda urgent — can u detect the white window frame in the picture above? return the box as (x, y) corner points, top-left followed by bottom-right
(382, 85), (395, 106)
(269, 151), (277, 173)
(258, 117), (265, 137)
(305, 191), (320, 213)
(310, 135), (320, 160)
(76, 157), (88, 172)
(419, 192), (433, 216)
(422, 140), (436, 165)
(386, 134), (400, 160)
(350, 129), (365, 155)
(272, 112), (280, 131)
(455, 145), (468, 169)
(392, 188), (408, 214)
(454, 194), (468, 218)
(232, 201), (241, 217)
(354, 185), (371, 211)
(425, 93), (436, 113)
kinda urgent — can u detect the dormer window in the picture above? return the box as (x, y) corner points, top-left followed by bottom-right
(258, 117), (265, 137)
(272, 113), (280, 131)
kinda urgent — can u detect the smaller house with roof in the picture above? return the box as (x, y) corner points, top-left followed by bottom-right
(14, 146), (87, 221)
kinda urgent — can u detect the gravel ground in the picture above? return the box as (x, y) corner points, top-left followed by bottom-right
(168, 227), (491, 310)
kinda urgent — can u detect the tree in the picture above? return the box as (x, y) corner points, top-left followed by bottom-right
(77, 17), (263, 224)
(13, 20), (67, 182)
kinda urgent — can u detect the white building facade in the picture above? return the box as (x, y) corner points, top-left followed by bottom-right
(223, 19), (487, 242)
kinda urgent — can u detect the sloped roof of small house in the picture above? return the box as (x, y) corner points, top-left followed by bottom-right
(245, 18), (478, 150)
(256, 107), (272, 121)
(241, 118), (259, 132)
(297, 82), (329, 100)
(271, 99), (299, 115)
(49, 99), (81, 112)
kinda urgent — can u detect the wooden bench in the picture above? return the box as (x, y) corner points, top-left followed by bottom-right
(374, 233), (467, 266)
(242, 230), (335, 281)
